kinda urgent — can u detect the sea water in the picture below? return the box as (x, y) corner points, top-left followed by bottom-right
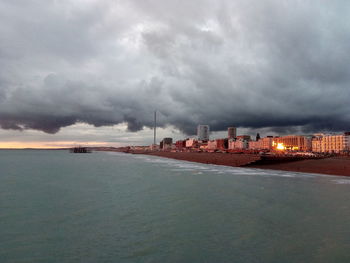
(1, 150), (350, 263)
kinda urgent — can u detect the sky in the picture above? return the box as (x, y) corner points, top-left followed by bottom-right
(0, 0), (350, 148)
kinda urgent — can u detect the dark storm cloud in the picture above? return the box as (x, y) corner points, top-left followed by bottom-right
(0, 0), (350, 136)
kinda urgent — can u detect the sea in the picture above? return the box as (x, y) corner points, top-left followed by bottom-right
(1, 150), (350, 263)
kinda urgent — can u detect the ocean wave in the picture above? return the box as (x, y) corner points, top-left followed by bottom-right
(332, 179), (350, 184)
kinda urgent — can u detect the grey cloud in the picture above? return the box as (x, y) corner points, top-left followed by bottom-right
(0, 0), (350, 139)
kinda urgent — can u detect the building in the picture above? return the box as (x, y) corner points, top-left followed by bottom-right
(229, 139), (249, 150)
(228, 127), (237, 139)
(236, 135), (251, 141)
(321, 134), (350, 153)
(161, 138), (173, 150)
(207, 138), (229, 151)
(311, 134), (323, 153)
(197, 125), (210, 141)
(175, 140), (186, 150)
(248, 140), (261, 150)
(248, 137), (274, 151)
(207, 140), (217, 151)
(311, 133), (350, 153)
(216, 138), (228, 150)
(260, 136), (274, 150)
(272, 135), (312, 151)
(186, 138), (198, 148)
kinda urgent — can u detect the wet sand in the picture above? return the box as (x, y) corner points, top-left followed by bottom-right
(143, 151), (350, 177)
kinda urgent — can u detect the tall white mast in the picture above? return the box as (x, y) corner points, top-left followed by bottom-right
(153, 110), (157, 145)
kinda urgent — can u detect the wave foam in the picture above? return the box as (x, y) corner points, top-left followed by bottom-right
(332, 179), (350, 184)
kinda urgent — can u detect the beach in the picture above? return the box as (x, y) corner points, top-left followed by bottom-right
(141, 151), (350, 177)
(249, 156), (350, 176)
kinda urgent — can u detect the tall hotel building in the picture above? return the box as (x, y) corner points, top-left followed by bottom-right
(312, 133), (350, 153)
(228, 127), (237, 139)
(311, 134), (323, 153)
(197, 125), (210, 141)
(322, 134), (349, 153)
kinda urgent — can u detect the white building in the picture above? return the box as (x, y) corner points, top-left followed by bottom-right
(207, 140), (217, 150)
(322, 134), (349, 153)
(229, 139), (249, 150)
(248, 137), (274, 150)
(312, 133), (350, 153)
(197, 125), (210, 141)
(186, 138), (197, 148)
(248, 140), (261, 150)
(311, 134), (323, 153)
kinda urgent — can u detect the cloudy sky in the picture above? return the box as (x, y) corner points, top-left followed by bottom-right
(0, 0), (349, 148)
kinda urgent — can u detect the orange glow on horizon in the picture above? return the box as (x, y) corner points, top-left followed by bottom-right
(0, 141), (120, 149)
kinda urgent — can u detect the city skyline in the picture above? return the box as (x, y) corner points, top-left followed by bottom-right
(1, 119), (349, 149)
